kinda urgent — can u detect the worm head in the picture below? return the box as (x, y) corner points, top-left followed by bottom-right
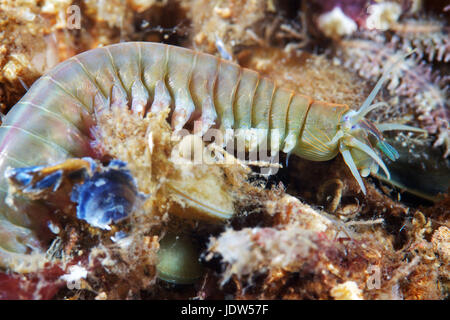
(334, 50), (426, 195)
(336, 111), (398, 195)
(338, 111), (425, 195)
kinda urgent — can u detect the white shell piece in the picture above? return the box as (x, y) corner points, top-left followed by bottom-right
(366, 2), (401, 31)
(317, 7), (357, 38)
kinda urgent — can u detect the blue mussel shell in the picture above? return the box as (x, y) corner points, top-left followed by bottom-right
(71, 160), (146, 230)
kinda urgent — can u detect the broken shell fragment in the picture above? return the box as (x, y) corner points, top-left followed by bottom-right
(330, 281), (364, 300)
(7, 157), (147, 230)
(71, 160), (147, 230)
(5, 158), (95, 197)
(157, 233), (203, 285)
(167, 135), (236, 222)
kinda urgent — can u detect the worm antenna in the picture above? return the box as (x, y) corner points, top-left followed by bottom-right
(374, 123), (426, 160)
(376, 140), (399, 161)
(351, 50), (416, 125)
(375, 123), (428, 134)
(352, 102), (388, 122)
(348, 137), (391, 179)
(340, 143), (366, 195)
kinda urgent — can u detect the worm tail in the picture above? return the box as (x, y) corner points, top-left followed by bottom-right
(0, 48), (107, 270)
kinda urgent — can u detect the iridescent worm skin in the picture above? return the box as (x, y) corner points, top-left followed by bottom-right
(0, 42), (421, 270)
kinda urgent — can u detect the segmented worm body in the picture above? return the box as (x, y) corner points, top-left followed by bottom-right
(0, 42), (417, 270)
